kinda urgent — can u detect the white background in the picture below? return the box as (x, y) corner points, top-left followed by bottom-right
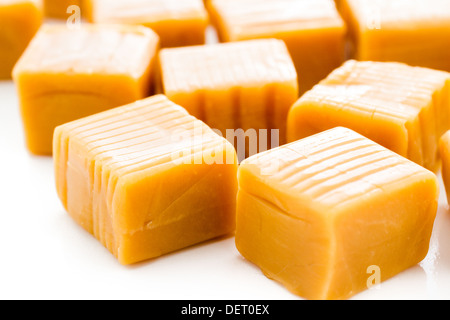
(1, 80), (450, 300)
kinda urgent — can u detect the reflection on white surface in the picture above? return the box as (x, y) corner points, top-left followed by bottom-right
(420, 221), (440, 297)
(419, 174), (444, 298)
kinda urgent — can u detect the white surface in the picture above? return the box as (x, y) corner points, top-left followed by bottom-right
(1, 80), (450, 301)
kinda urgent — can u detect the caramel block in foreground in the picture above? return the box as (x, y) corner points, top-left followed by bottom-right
(86, 0), (208, 48)
(207, 0), (346, 94)
(236, 127), (439, 300)
(13, 24), (159, 155)
(54, 95), (238, 265)
(287, 60), (450, 172)
(341, 0), (450, 72)
(43, 0), (82, 19)
(440, 131), (450, 204)
(0, 0), (42, 79)
(159, 39), (298, 159)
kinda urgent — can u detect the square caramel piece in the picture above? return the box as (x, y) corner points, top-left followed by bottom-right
(13, 23), (159, 155)
(159, 39), (299, 160)
(207, 0), (346, 94)
(236, 127), (439, 300)
(54, 94), (238, 265)
(0, 0), (42, 79)
(43, 0), (83, 19)
(85, 0), (208, 48)
(287, 60), (450, 172)
(341, 0), (450, 72)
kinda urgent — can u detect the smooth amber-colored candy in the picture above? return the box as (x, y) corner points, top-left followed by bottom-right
(159, 39), (298, 160)
(341, 0), (450, 72)
(207, 0), (346, 94)
(54, 95), (238, 265)
(287, 60), (450, 171)
(85, 0), (208, 48)
(13, 23), (159, 155)
(236, 127), (439, 300)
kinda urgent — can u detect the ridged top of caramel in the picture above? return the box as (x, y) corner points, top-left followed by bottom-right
(240, 127), (437, 212)
(296, 60), (450, 124)
(56, 95), (233, 179)
(346, 0), (450, 29)
(160, 39), (297, 93)
(210, 0), (344, 39)
(13, 23), (159, 78)
(90, 0), (208, 24)
(319, 60), (450, 108)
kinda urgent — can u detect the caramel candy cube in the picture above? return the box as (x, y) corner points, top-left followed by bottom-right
(54, 95), (238, 265)
(85, 0), (208, 48)
(287, 60), (450, 171)
(207, 0), (346, 94)
(0, 0), (42, 79)
(159, 39), (298, 159)
(236, 127), (439, 300)
(13, 24), (159, 155)
(341, 0), (450, 72)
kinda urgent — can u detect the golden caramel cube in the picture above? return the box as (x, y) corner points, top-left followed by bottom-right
(236, 127), (439, 300)
(287, 60), (450, 171)
(159, 39), (298, 159)
(85, 0), (208, 48)
(207, 0), (346, 94)
(13, 24), (159, 155)
(341, 0), (450, 72)
(54, 95), (238, 265)
(0, 0), (42, 79)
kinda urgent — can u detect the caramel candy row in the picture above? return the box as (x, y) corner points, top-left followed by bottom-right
(13, 24), (298, 157)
